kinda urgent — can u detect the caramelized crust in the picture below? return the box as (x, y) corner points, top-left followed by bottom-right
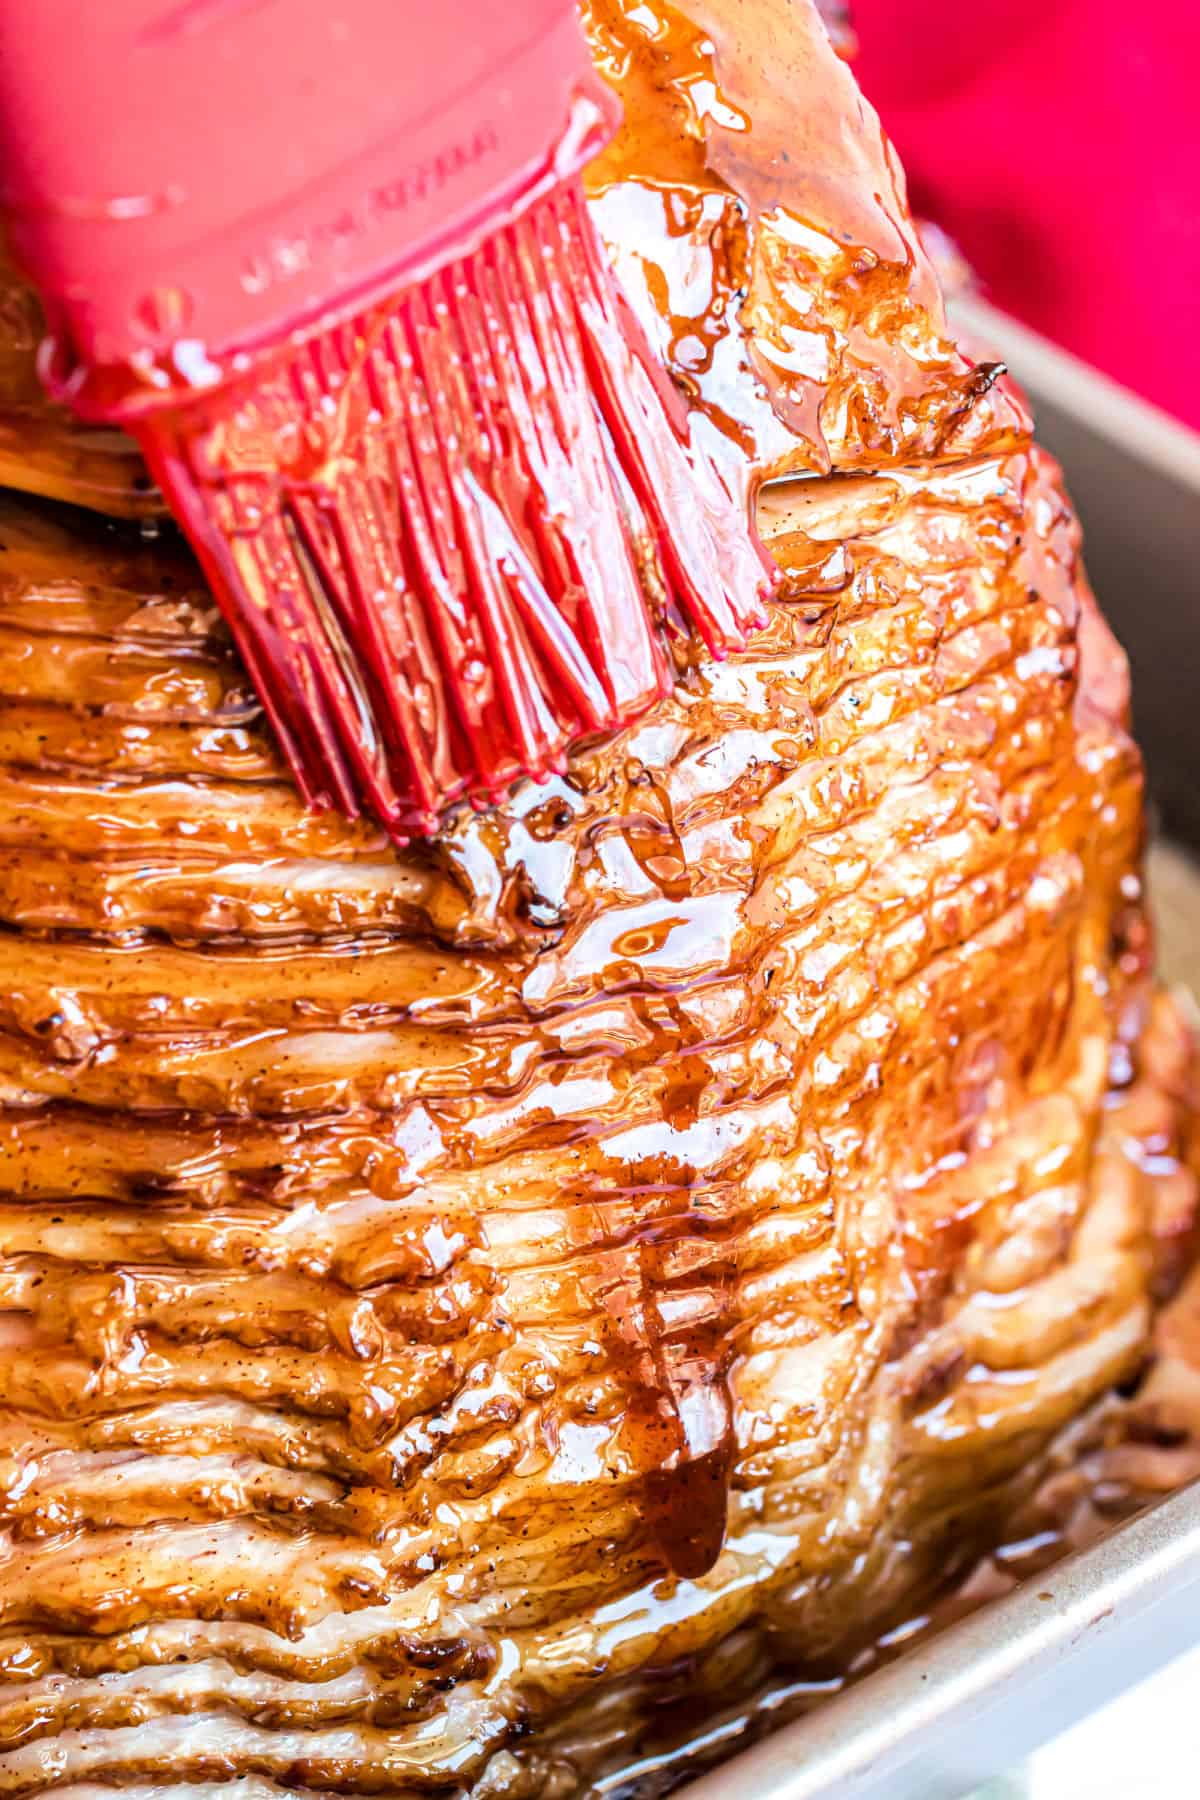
(0, 1), (1194, 1794)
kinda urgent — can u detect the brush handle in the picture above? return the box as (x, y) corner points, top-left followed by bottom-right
(0, 0), (614, 407)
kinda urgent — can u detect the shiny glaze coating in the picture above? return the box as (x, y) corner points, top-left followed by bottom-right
(0, 1), (1194, 1794)
(583, 0), (1029, 488)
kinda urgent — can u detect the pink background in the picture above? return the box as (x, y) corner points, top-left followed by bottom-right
(852, 0), (1200, 431)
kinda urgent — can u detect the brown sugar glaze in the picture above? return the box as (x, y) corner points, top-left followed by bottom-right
(0, 0), (1196, 1794)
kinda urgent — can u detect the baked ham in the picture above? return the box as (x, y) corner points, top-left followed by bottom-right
(0, 1), (1196, 1794)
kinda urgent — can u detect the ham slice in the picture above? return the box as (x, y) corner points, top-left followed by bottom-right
(0, 250), (156, 520)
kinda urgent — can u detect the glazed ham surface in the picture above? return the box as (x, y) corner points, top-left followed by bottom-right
(0, 2), (1196, 1794)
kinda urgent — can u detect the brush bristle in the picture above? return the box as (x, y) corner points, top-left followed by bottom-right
(133, 184), (775, 839)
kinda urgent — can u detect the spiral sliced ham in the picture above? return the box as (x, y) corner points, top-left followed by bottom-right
(0, 1), (1195, 1794)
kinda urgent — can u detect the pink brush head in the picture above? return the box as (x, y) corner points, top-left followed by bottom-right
(0, 0), (776, 839)
(0, 0), (611, 398)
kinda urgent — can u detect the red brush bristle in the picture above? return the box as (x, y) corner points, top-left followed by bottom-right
(132, 184), (775, 840)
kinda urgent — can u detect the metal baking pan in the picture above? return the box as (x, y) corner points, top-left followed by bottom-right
(684, 1485), (1200, 1800)
(682, 298), (1200, 1798)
